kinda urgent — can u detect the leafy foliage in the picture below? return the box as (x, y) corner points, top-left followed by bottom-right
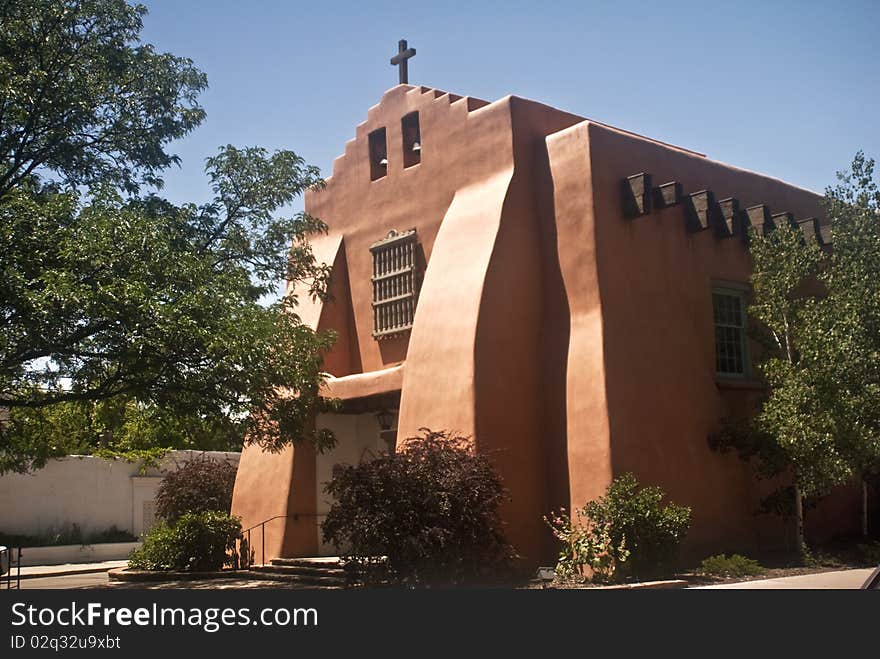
(710, 152), (880, 548)
(583, 473), (691, 579)
(155, 454), (237, 523)
(0, 0), (206, 196)
(748, 219), (851, 499)
(0, 0), (338, 472)
(0, 150), (335, 463)
(92, 446), (170, 475)
(699, 554), (765, 578)
(0, 162), (335, 471)
(321, 429), (514, 585)
(0, 399), (233, 474)
(24, 399), (244, 453)
(544, 507), (628, 584)
(127, 511), (241, 572)
(546, 473), (691, 583)
(814, 152), (880, 495)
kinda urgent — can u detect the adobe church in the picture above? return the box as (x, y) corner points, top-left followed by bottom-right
(231, 46), (860, 566)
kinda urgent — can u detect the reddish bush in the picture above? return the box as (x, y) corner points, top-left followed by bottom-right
(155, 454), (237, 523)
(321, 429), (514, 585)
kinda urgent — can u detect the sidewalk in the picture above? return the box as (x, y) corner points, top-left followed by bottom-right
(15, 560), (129, 580)
(693, 567), (874, 589)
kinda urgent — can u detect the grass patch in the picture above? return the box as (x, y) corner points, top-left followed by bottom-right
(0, 524), (136, 548)
(699, 553), (765, 578)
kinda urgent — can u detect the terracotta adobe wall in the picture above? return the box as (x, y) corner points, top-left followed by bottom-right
(233, 86), (570, 561)
(541, 122), (614, 540)
(396, 95), (583, 562)
(302, 87), (595, 563)
(234, 86), (596, 563)
(304, 84), (506, 376)
(233, 84), (863, 565)
(584, 123), (859, 555)
(459, 98), (583, 561)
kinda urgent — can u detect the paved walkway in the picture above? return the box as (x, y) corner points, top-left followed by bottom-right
(16, 560), (128, 579)
(16, 572), (296, 589)
(694, 567), (874, 589)
(12, 563), (876, 590)
(19, 572), (112, 589)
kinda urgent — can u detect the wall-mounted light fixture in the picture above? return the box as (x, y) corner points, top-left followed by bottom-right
(376, 409), (397, 453)
(376, 409), (394, 431)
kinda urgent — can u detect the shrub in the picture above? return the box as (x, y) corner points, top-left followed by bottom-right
(127, 511), (241, 572)
(544, 507), (628, 583)
(699, 554), (765, 578)
(84, 525), (137, 544)
(546, 473), (691, 582)
(38, 523), (85, 547)
(321, 429), (514, 585)
(155, 454), (237, 523)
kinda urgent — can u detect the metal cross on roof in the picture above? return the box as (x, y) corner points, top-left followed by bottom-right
(390, 39), (416, 85)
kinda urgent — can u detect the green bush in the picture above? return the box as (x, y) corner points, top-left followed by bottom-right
(700, 554), (765, 578)
(155, 454), (237, 523)
(321, 429), (514, 585)
(544, 507), (628, 583)
(546, 473), (691, 582)
(128, 511), (241, 572)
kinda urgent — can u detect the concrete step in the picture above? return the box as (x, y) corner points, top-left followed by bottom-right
(263, 564), (347, 579)
(249, 557), (349, 586)
(270, 557), (344, 569)
(247, 566), (346, 587)
(254, 563), (347, 580)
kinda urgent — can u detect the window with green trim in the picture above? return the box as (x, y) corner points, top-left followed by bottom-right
(712, 287), (748, 377)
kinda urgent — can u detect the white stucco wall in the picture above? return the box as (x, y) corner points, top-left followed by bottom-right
(18, 542), (142, 567)
(315, 412), (387, 555)
(0, 450), (240, 539)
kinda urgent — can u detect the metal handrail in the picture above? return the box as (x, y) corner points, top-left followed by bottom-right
(236, 513), (322, 568)
(1, 546), (22, 589)
(240, 514), (291, 535)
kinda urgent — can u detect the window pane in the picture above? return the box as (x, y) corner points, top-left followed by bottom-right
(712, 290), (746, 376)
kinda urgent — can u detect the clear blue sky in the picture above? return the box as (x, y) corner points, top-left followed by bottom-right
(141, 0), (879, 206)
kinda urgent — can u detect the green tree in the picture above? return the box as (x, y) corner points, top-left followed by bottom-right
(746, 221), (849, 557)
(812, 152), (880, 536)
(1, 146), (336, 473)
(712, 152), (880, 555)
(2, 397), (246, 466)
(0, 0), (206, 196)
(0, 1), (336, 472)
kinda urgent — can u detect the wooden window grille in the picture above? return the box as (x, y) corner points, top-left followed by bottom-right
(371, 229), (419, 339)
